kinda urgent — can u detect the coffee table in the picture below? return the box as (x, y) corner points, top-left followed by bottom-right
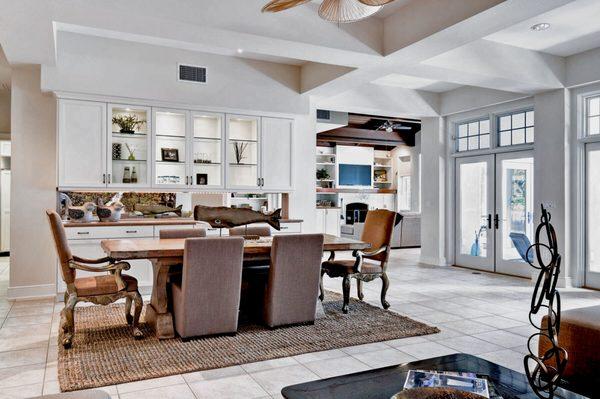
(281, 354), (589, 399)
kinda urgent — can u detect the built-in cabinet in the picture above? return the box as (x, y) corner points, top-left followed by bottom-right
(316, 208), (341, 236)
(57, 98), (294, 192)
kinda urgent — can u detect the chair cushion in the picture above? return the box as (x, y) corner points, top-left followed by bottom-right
(322, 260), (383, 274)
(74, 274), (138, 297)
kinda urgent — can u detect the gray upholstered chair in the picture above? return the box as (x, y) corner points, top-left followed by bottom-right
(171, 237), (245, 339)
(229, 225), (271, 237)
(263, 234), (324, 328)
(159, 227), (206, 239)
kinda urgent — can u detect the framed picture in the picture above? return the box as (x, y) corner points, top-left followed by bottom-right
(196, 173), (208, 185)
(161, 148), (179, 162)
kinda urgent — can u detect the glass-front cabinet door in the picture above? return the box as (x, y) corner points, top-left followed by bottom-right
(226, 114), (261, 190)
(190, 112), (224, 189)
(153, 108), (189, 188)
(107, 104), (151, 187)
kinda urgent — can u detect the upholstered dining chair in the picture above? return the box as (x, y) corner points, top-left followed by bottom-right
(45, 210), (143, 348)
(264, 234), (324, 328)
(159, 227), (206, 239)
(320, 209), (399, 314)
(171, 237), (245, 339)
(229, 225), (272, 237)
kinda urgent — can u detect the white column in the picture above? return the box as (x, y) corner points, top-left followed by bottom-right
(534, 89), (572, 287)
(420, 117), (446, 266)
(8, 66), (57, 299)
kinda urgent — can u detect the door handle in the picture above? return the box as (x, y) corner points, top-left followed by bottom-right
(487, 214), (492, 229)
(494, 214), (499, 229)
(186, 176), (189, 185)
(107, 174), (111, 184)
(102, 174), (106, 184)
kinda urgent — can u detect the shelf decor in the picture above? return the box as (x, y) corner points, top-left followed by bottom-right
(125, 143), (136, 161)
(112, 114), (145, 134)
(233, 141), (249, 164)
(317, 168), (331, 181)
(161, 148), (179, 162)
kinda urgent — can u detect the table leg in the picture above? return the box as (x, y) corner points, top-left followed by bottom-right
(146, 258), (178, 339)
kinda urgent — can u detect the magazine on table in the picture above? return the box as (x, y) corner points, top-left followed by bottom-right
(403, 370), (498, 398)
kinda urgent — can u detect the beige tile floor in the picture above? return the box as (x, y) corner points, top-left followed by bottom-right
(0, 250), (599, 398)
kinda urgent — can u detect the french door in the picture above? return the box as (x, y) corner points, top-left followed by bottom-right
(455, 151), (534, 277)
(585, 142), (600, 288)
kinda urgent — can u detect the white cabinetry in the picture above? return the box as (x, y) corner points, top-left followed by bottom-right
(261, 117), (293, 191)
(316, 208), (341, 237)
(58, 99), (107, 187)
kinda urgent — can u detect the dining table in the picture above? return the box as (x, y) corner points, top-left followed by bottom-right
(101, 234), (369, 339)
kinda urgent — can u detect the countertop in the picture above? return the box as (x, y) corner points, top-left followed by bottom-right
(63, 218), (303, 227)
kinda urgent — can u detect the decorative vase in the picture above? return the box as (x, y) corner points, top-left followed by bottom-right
(112, 143), (122, 160)
(120, 128), (135, 134)
(123, 167), (131, 183)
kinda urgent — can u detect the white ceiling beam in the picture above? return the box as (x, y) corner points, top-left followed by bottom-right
(439, 86), (529, 116)
(566, 46), (600, 88)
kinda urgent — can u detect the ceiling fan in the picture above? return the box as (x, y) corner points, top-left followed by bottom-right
(262, 0), (397, 23)
(376, 120), (412, 133)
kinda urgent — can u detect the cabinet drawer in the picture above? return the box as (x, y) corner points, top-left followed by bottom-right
(66, 225), (154, 240)
(273, 222), (301, 235)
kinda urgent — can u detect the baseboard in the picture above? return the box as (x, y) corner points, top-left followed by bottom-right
(7, 284), (56, 300)
(419, 255), (448, 267)
(529, 270), (573, 288)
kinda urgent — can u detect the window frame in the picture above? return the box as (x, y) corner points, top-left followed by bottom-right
(584, 94), (600, 137)
(454, 117), (491, 153)
(496, 108), (535, 147)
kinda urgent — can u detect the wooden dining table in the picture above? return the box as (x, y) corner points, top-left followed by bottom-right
(101, 234), (369, 339)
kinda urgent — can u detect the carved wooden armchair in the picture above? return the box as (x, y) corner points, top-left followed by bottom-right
(320, 209), (400, 313)
(46, 210), (143, 348)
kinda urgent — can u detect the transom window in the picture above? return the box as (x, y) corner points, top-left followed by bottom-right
(498, 110), (534, 146)
(456, 119), (490, 152)
(586, 95), (600, 136)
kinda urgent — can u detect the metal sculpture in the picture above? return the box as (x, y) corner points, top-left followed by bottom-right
(194, 205), (282, 230)
(523, 205), (568, 399)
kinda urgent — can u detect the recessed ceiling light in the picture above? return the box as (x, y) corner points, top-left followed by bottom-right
(237, 48), (244, 54)
(530, 23), (550, 31)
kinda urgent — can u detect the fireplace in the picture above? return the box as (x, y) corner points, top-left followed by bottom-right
(345, 202), (369, 225)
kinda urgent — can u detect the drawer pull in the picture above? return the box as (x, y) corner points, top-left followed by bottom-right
(281, 226), (288, 230)
(77, 231), (90, 235)
(126, 230), (138, 234)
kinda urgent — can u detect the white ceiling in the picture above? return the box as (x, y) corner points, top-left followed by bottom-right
(372, 73), (461, 93)
(485, 0), (600, 57)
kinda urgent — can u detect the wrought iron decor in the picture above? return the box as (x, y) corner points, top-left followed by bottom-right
(523, 205), (568, 399)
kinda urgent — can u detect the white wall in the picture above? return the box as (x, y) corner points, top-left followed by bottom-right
(42, 32), (308, 116)
(8, 66), (57, 299)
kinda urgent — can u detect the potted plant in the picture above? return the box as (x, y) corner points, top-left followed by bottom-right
(316, 168), (330, 180)
(112, 115), (145, 133)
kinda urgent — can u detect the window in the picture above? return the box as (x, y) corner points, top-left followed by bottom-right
(456, 119), (490, 152)
(498, 110), (534, 146)
(586, 95), (600, 136)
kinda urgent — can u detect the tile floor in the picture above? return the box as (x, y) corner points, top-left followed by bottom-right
(0, 250), (599, 398)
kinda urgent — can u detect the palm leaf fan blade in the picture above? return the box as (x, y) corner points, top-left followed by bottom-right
(319, 0), (383, 23)
(262, 0), (311, 12)
(358, 0), (395, 5)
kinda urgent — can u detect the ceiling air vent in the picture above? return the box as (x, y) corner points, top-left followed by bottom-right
(178, 64), (207, 84)
(316, 109), (331, 120)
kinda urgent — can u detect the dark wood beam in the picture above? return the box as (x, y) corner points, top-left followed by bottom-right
(317, 127), (406, 147)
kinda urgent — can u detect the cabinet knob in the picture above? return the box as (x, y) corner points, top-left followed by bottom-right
(126, 230), (138, 234)
(77, 231), (90, 235)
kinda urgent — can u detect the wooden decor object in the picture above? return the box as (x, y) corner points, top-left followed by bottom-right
(262, 0), (311, 12)
(319, 0), (383, 23)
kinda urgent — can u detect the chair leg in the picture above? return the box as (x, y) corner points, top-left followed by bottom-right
(131, 291), (144, 340)
(342, 275), (350, 314)
(61, 294), (77, 349)
(125, 296), (133, 325)
(319, 270), (326, 301)
(380, 272), (390, 310)
(357, 279), (364, 301)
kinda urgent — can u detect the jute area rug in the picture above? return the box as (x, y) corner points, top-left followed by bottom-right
(58, 291), (439, 391)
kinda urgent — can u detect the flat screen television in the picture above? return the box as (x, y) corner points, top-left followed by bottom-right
(339, 164), (372, 186)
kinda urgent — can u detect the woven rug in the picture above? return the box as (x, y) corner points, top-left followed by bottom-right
(58, 291), (439, 391)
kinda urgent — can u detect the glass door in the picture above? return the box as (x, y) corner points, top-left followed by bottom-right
(153, 109), (189, 189)
(226, 114), (261, 190)
(586, 142), (600, 288)
(455, 155), (495, 272)
(190, 112), (224, 189)
(108, 104), (151, 188)
(495, 151), (534, 277)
